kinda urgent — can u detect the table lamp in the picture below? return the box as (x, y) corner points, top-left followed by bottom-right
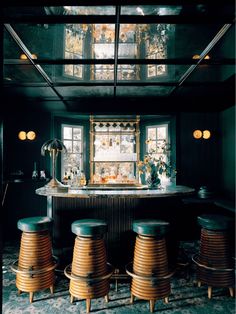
(41, 138), (67, 189)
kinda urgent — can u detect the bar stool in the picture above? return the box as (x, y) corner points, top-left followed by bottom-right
(64, 219), (113, 313)
(11, 216), (57, 303)
(126, 219), (174, 313)
(192, 214), (235, 298)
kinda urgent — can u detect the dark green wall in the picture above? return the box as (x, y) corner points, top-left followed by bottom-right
(219, 106), (235, 201)
(177, 112), (220, 191)
(3, 111), (52, 240)
(3, 112), (52, 180)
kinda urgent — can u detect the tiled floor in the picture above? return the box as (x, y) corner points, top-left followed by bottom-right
(2, 241), (235, 314)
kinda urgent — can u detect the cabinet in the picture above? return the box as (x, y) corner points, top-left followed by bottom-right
(89, 116), (140, 185)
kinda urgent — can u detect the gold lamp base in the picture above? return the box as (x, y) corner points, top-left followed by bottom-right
(45, 178), (68, 192)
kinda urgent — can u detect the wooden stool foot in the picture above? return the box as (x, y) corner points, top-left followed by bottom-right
(164, 297), (169, 304)
(70, 295), (74, 303)
(229, 287), (234, 297)
(18, 289), (22, 295)
(130, 293), (134, 304)
(149, 299), (155, 313)
(208, 286), (212, 299)
(29, 292), (34, 303)
(86, 298), (91, 313)
(104, 294), (109, 303)
(50, 285), (54, 294)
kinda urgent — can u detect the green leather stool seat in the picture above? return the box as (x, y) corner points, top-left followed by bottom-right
(197, 214), (233, 231)
(71, 219), (107, 237)
(17, 216), (53, 232)
(133, 219), (169, 237)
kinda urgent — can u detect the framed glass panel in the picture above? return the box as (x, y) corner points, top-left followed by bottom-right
(90, 118), (139, 184)
(64, 26), (84, 79)
(146, 124), (169, 161)
(94, 162), (135, 184)
(61, 124), (83, 179)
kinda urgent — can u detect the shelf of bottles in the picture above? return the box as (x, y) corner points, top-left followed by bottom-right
(90, 116), (140, 185)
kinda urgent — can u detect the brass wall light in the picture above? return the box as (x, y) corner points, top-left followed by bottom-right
(18, 131), (36, 141)
(27, 131), (36, 140)
(193, 130), (202, 139)
(193, 129), (211, 140)
(18, 131), (27, 140)
(41, 138), (67, 189)
(202, 130), (211, 139)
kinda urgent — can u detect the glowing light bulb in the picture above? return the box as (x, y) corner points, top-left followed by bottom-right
(193, 130), (202, 139)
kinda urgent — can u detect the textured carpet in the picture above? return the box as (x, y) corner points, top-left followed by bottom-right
(2, 241), (235, 314)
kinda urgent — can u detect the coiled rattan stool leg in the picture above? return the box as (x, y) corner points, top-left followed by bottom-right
(131, 235), (171, 312)
(193, 224), (235, 298)
(127, 220), (172, 313)
(13, 230), (56, 303)
(66, 236), (112, 313)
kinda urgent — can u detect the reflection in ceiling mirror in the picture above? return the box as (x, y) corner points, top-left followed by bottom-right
(20, 53), (37, 60)
(62, 6), (115, 15)
(63, 22), (174, 81)
(121, 5), (182, 16)
(192, 54), (210, 60)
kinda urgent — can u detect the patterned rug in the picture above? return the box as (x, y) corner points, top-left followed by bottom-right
(2, 241), (235, 314)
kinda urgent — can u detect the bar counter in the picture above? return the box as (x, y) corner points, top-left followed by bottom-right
(36, 185), (195, 269)
(36, 184), (194, 198)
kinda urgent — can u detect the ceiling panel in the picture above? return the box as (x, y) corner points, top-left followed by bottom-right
(3, 86), (58, 99)
(4, 64), (47, 83)
(2, 2), (235, 113)
(187, 65), (235, 82)
(56, 86), (114, 97)
(116, 86), (174, 97)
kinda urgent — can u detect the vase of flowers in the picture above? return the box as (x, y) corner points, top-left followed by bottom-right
(138, 140), (174, 189)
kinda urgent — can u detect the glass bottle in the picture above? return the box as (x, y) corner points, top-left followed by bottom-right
(32, 162), (38, 180)
(80, 171), (86, 186)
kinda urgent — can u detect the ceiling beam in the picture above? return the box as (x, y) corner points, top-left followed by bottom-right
(4, 58), (236, 65)
(114, 6), (121, 97)
(4, 0), (236, 6)
(171, 23), (234, 94)
(3, 15), (235, 24)
(3, 81), (230, 87)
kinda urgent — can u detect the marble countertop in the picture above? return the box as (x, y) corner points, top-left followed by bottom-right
(36, 185), (195, 199)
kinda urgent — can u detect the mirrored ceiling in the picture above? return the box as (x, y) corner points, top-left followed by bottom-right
(3, 3), (235, 113)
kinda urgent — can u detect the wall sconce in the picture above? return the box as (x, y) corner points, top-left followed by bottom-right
(27, 131), (36, 140)
(41, 138), (67, 189)
(18, 131), (27, 140)
(193, 130), (202, 139)
(202, 130), (211, 139)
(18, 131), (36, 141)
(193, 129), (211, 140)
